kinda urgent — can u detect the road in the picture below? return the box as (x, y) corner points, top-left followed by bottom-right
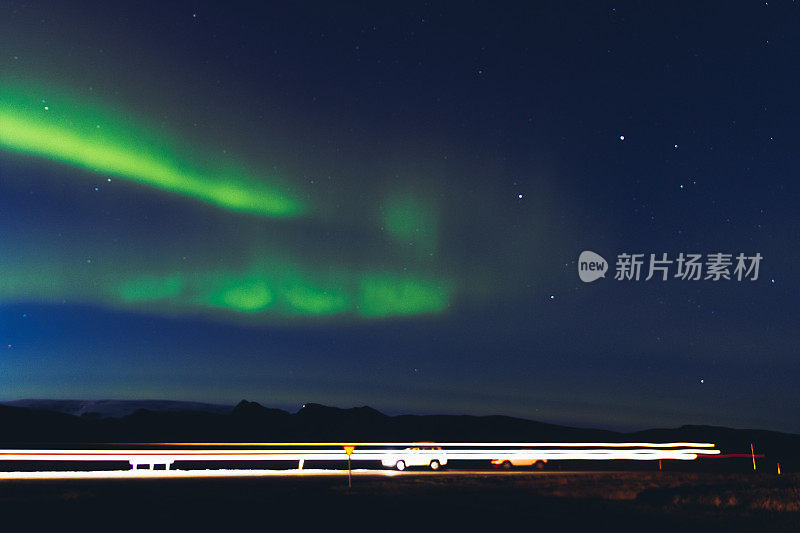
(0, 467), (601, 480)
(0, 443), (721, 478)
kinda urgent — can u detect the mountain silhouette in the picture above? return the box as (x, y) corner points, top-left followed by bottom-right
(0, 400), (797, 468)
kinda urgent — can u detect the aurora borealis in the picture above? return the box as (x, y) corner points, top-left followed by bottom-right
(1, 1), (798, 433)
(0, 83), (455, 321)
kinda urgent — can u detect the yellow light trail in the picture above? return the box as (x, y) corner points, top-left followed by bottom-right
(139, 441), (718, 448)
(0, 446), (720, 463)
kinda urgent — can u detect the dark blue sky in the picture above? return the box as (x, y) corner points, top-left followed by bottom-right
(0, 1), (797, 432)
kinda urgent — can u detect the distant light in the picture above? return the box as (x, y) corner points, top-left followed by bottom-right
(619, 135), (625, 141)
(549, 295), (555, 300)
(518, 194), (523, 199)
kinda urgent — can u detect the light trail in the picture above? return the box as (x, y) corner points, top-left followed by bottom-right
(0, 469), (401, 481)
(0, 449), (718, 461)
(143, 442), (718, 448)
(0, 469), (634, 481)
(0, 443), (721, 472)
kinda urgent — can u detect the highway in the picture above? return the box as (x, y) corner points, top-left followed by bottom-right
(0, 442), (720, 478)
(0, 443), (718, 464)
(0, 468), (609, 480)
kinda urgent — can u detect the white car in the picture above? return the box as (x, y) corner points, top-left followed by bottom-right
(491, 454), (547, 470)
(381, 446), (447, 471)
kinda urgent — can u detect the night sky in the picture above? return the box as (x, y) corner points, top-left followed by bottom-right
(1, 1), (798, 433)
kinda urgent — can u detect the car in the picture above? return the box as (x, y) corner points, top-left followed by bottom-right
(491, 454), (547, 470)
(381, 446), (447, 471)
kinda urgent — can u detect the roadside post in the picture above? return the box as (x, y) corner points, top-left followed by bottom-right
(344, 446), (355, 488)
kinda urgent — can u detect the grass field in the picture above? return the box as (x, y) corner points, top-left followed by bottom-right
(0, 471), (796, 531)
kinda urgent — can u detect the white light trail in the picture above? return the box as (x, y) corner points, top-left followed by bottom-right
(0, 442), (720, 469)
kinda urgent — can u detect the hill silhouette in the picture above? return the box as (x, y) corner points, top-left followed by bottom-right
(0, 400), (797, 468)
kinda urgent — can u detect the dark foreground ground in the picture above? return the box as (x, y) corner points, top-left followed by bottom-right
(0, 472), (797, 531)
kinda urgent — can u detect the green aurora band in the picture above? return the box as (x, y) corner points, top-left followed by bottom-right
(115, 268), (451, 319)
(0, 249), (453, 320)
(15, 259), (450, 320)
(0, 85), (304, 217)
